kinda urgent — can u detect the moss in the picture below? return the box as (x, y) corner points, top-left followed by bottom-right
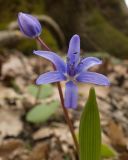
(85, 10), (128, 58)
(0, 0), (58, 53)
(0, 0), (44, 30)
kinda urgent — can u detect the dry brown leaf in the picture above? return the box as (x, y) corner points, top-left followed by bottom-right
(0, 139), (24, 157)
(28, 142), (49, 160)
(107, 121), (128, 147)
(0, 108), (23, 140)
(33, 128), (53, 140)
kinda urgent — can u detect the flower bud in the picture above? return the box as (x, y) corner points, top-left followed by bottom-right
(18, 12), (42, 38)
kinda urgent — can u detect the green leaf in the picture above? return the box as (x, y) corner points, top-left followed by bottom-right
(79, 88), (101, 160)
(27, 84), (53, 99)
(76, 132), (117, 159)
(101, 144), (117, 158)
(26, 101), (59, 123)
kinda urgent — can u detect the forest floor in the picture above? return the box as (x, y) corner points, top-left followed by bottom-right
(0, 50), (128, 160)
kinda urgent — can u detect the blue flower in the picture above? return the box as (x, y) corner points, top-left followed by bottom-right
(18, 12), (42, 38)
(33, 35), (110, 109)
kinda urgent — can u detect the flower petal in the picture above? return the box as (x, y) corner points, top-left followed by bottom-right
(33, 51), (66, 72)
(67, 34), (80, 66)
(18, 12), (42, 38)
(36, 71), (66, 85)
(64, 81), (78, 109)
(76, 57), (102, 73)
(76, 72), (110, 86)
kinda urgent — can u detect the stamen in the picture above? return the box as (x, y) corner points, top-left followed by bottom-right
(67, 75), (76, 83)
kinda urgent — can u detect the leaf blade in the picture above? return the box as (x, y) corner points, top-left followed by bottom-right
(26, 101), (59, 123)
(101, 144), (117, 158)
(79, 88), (101, 160)
(27, 84), (53, 99)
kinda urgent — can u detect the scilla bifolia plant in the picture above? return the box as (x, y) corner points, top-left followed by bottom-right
(18, 12), (110, 160)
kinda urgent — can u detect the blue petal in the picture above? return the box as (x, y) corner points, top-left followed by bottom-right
(76, 57), (102, 73)
(64, 81), (78, 109)
(67, 34), (80, 66)
(18, 12), (42, 38)
(76, 72), (110, 86)
(33, 51), (66, 73)
(36, 71), (66, 85)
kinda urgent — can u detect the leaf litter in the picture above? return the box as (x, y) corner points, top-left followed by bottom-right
(0, 49), (128, 160)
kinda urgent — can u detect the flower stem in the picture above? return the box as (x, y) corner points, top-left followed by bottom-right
(36, 36), (79, 153)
